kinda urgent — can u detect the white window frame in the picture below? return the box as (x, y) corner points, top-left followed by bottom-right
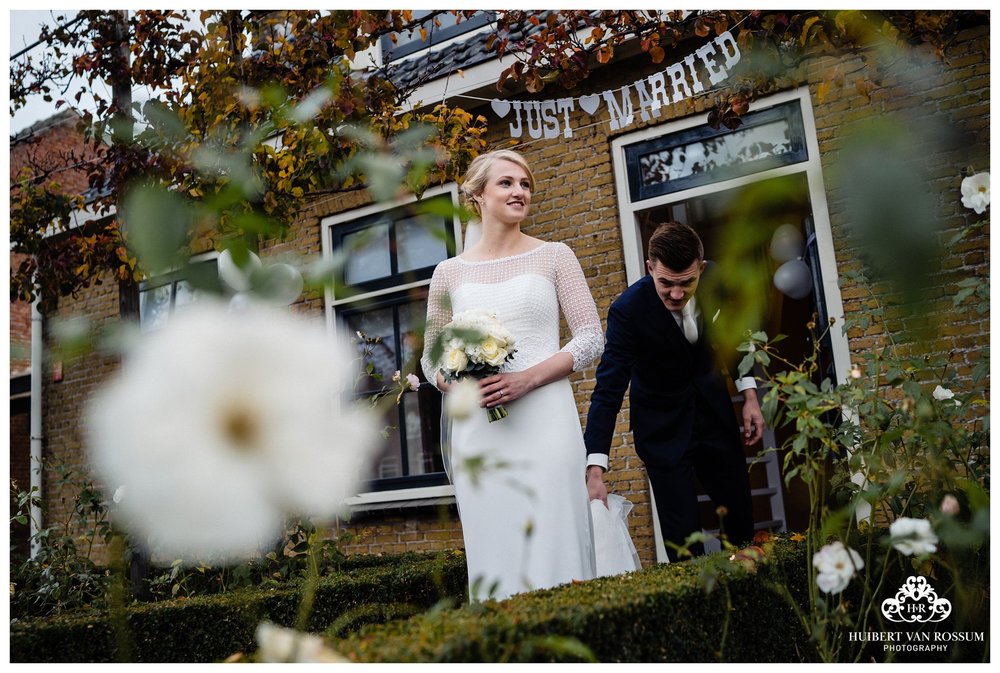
(612, 86), (850, 559)
(321, 183), (464, 509)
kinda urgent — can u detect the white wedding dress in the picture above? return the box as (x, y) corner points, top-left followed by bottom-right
(422, 241), (604, 601)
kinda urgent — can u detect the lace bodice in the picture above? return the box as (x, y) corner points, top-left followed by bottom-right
(421, 241), (603, 387)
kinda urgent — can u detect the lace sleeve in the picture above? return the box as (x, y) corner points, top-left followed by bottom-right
(554, 243), (604, 371)
(420, 261), (453, 390)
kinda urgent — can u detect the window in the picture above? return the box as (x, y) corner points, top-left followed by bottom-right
(623, 100), (808, 202)
(324, 188), (460, 493)
(139, 257), (218, 331)
(380, 10), (494, 60)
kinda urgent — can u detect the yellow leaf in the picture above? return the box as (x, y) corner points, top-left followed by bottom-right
(816, 80), (830, 103)
(800, 16), (821, 46)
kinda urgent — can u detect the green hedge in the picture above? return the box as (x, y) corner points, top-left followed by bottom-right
(335, 537), (812, 662)
(10, 550), (468, 663)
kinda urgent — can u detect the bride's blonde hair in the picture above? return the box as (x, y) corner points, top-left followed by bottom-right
(460, 149), (536, 217)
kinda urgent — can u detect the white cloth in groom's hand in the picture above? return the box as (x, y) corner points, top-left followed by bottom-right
(591, 494), (642, 577)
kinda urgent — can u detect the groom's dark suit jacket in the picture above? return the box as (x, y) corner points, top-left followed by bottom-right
(584, 269), (740, 468)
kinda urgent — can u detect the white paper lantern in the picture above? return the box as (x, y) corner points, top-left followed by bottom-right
(769, 224), (805, 263)
(252, 263), (304, 306)
(218, 248), (262, 293)
(773, 259), (813, 299)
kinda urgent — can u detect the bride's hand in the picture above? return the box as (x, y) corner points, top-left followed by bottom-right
(436, 372), (452, 393)
(479, 372), (532, 408)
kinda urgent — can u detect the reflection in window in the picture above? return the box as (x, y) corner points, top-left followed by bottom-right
(381, 10), (494, 60)
(624, 100), (808, 201)
(639, 119), (796, 186)
(340, 294), (445, 490)
(331, 194), (454, 294)
(139, 264), (214, 332)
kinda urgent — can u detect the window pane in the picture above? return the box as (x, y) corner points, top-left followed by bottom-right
(639, 118), (797, 188)
(345, 305), (397, 392)
(343, 222), (392, 285)
(173, 280), (199, 312)
(370, 404), (404, 480)
(401, 390), (443, 476)
(396, 215), (448, 274)
(397, 298), (427, 372)
(139, 284), (171, 331)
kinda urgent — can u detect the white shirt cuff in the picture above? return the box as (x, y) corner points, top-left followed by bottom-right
(735, 376), (757, 392)
(586, 453), (609, 471)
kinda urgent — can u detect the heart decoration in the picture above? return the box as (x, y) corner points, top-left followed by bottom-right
(490, 99), (512, 119)
(579, 94), (602, 116)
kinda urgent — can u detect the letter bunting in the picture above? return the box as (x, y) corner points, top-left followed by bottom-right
(490, 31), (741, 139)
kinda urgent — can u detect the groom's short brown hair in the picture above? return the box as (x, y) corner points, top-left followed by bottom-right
(647, 222), (704, 272)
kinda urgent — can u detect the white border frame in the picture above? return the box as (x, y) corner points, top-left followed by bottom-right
(320, 183), (463, 508)
(610, 86), (851, 383)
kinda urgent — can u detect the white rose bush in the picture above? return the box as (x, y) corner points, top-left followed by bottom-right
(438, 309), (517, 422)
(733, 169), (990, 663)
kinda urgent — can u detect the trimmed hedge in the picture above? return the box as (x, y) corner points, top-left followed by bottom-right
(335, 536), (812, 662)
(10, 550), (468, 663)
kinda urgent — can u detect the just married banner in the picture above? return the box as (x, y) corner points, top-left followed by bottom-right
(488, 30), (742, 140)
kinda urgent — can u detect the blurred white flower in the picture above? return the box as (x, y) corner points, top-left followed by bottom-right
(112, 486), (126, 504)
(406, 373), (421, 392)
(889, 517), (938, 556)
(960, 172), (989, 214)
(446, 378), (481, 420)
(85, 301), (377, 563)
(255, 622), (348, 663)
(932, 385), (961, 406)
(850, 366), (862, 379)
(813, 541), (864, 594)
(940, 494), (961, 516)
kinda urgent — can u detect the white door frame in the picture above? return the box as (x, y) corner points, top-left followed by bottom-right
(610, 87), (850, 561)
(610, 85), (851, 384)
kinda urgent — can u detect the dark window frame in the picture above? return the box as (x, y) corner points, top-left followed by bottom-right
(329, 192), (460, 493)
(380, 10), (494, 60)
(330, 194), (456, 294)
(337, 288), (449, 492)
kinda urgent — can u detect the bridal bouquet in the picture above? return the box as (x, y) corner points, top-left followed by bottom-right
(439, 309), (517, 422)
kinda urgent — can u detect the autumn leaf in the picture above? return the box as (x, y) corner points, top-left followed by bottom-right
(816, 80), (831, 103)
(800, 16), (821, 46)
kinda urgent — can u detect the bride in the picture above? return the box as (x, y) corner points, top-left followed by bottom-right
(421, 149), (604, 601)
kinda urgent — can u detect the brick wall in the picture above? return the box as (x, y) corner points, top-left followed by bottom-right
(41, 274), (122, 563)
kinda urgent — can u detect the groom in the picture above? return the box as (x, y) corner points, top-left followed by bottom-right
(584, 221), (763, 561)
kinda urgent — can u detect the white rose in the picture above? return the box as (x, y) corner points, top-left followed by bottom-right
(480, 336), (500, 360)
(444, 348), (469, 374)
(485, 347), (508, 368)
(960, 172), (989, 214)
(932, 385), (961, 406)
(889, 517), (938, 556)
(812, 541), (864, 594)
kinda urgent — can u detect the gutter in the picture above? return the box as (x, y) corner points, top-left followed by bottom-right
(29, 291), (44, 558)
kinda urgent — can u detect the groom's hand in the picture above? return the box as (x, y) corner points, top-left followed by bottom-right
(741, 388), (764, 446)
(587, 465), (608, 508)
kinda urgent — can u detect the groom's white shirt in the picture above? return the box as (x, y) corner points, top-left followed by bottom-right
(585, 296), (755, 471)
